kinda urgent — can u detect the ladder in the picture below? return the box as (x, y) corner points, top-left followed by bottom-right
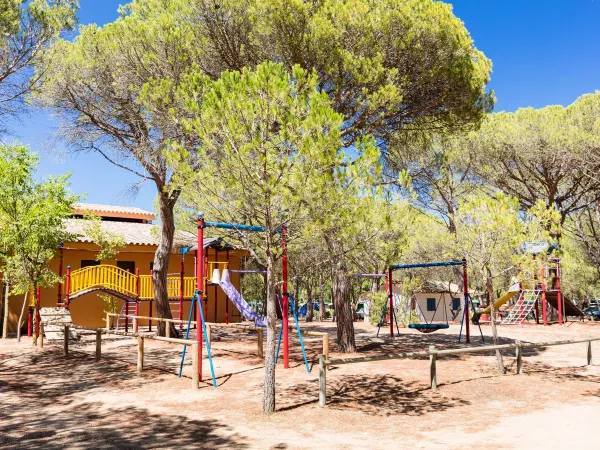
(115, 299), (140, 332)
(501, 290), (539, 326)
(170, 300), (184, 330)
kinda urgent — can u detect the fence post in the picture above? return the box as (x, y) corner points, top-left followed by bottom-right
(319, 355), (327, 407)
(105, 313), (110, 331)
(324, 333), (330, 362)
(257, 330), (264, 359)
(95, 330), (101, 362)
(166, 320), (171, 338)
(587, 337), (592, 366)
(63, 325), (69, 358)
(515, 340), (523, 374)
(206, 324), (212, 347)
(137, 336), (144, 373)
(192, 343), (199, 390)
(429, 345), (437, 389)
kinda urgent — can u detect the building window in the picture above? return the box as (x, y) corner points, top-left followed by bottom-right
(117, 261), (135, 273)
(426, 298), (436, 311)
(81, 260), (100, 269)
(149, 262), (154, 272)
(452, 298), (461, 310)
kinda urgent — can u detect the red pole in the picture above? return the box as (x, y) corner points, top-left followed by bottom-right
(204, 256), (209, 321)
(179, 259), (184, 330)
(125, 269), (130, 333)
(197, 213), (204, 381)
(462, 258), (470, 344)
(35, 285), (41, 341)
(225, 251), (230, 324)
(282, 226), (289, 369)
(149, 269), (153, 332)
(387, 267), (393, 337)
(541, 264), (548, 326)
(65, 266), (71, 310)
(214, 249), (218, 323)
(135, 268), (140, 332)
(57, 246), (63, 306)
(27, 306), (33, 337)
(556, 260), (563, 325)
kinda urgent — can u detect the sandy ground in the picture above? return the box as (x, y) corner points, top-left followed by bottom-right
(1, 319), (600, 449)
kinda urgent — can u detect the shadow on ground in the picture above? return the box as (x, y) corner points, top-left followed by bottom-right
(0, 347), (250, 449)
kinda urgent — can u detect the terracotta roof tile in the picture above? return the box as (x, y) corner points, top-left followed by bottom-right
(65, 219), (200, 247)
(73, 203), (156, 220)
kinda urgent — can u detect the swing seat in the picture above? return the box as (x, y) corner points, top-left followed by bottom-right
(408, 323), (450, 334)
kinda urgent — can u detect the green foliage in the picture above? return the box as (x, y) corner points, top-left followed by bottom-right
(0, 0), (77, 127)
(0, 144), (78, 293)
(470, 92), (600, 223)
(456, 192), (560, 292)
(81, 213), (126, 262)
(367, 291), (417, 327)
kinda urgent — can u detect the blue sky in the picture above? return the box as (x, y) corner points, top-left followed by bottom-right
(7, 0), (600, 212)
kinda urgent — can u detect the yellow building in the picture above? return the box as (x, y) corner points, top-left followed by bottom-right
(4, 203), (245, 334)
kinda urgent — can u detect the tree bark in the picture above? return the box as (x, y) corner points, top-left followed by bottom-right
(319, 273), (326, 321)
(17, 292), (28, 342)
(153, 191), (179, 338)
(486, 265), (504, 374)
(1, 281), (8, 339)
(325, 236), (356, 352)
(263, 232), (278, 414)
(306, 280), (314, 322)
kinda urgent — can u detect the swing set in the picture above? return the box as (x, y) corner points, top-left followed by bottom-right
(180, 213), (310, 387)
(383, 259), (484, 344)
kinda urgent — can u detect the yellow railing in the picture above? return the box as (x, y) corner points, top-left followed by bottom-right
(68, 263), (229, 300)
(70, 265), (138, 297)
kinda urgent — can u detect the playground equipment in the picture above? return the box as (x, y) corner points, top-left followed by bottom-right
(473, 287), (520, 319)
(195, 214), (296, 381)
(385, 259), (484, 343)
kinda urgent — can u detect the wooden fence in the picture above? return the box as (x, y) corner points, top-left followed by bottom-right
(107, 313), (330, 360)
(318, 336), (600, 407)
(64, 325), (201, 389)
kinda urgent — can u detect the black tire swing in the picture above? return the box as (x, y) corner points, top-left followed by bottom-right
(408, 292), (450, 333)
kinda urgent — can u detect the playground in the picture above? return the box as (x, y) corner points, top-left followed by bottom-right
(2, 319), (600, 449)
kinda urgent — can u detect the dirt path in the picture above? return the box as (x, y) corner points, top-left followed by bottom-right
(1, 321), (599, 449)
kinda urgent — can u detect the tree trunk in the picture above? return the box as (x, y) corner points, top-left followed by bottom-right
(17, 292), (28, 342)
(153, 191), (179, 338)
(325, 236), (356, 353)
(486, 266), (504, 374)
(263, 233), (278, 414)
(1, 281), (8, 339)
(319, 273), (326, 321)
(306, 280), (314, 322)
(293, 278), (301, 314)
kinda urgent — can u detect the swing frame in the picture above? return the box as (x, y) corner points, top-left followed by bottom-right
(386, 259), (484, 344)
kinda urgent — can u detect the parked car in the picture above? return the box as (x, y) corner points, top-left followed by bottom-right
(583, 307), (600, 321)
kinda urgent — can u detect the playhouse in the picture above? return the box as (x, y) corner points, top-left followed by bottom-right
(3, 203), (247, 333)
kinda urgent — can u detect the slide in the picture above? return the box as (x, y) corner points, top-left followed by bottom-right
(219, 269), (267, 328)
(474, 286), (520, 316)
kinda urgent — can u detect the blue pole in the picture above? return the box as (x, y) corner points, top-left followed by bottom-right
(376, 301), (388, 337)
(391, 261), (463, 270)
(197, 292), (218, 388)
(179, 294), (197, 377)
(275, 321), (284, 364)
(289, 294), (311, 374)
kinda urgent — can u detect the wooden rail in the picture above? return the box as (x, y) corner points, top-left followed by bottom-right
(107, 313), (330, 361)
(64, 325), (200, 389)
(318, 336), (600, 407)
